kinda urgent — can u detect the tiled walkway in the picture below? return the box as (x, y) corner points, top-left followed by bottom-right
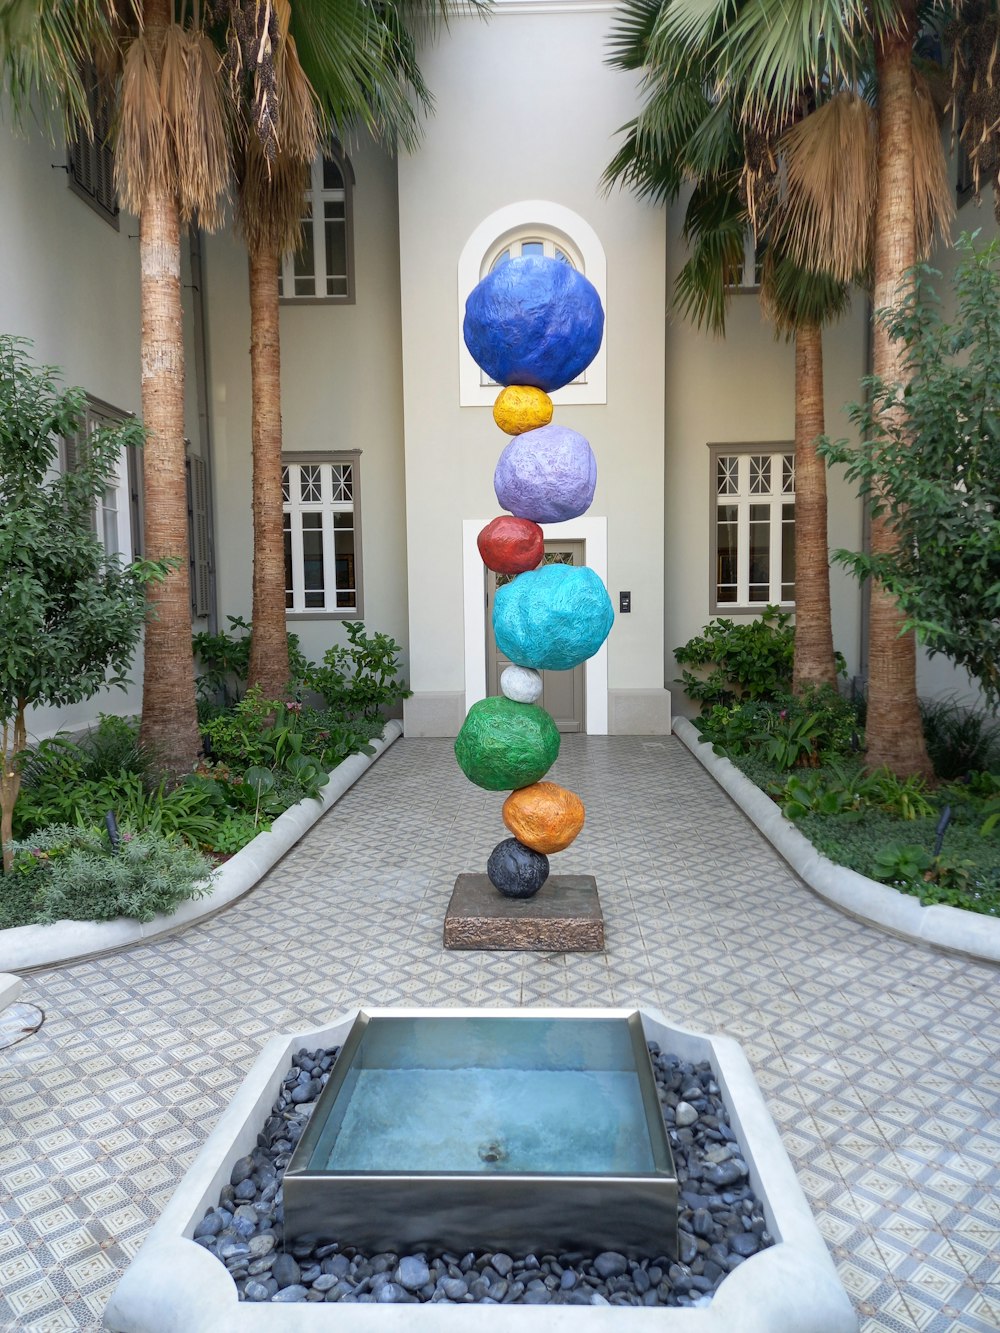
(1, 735), (998, 1333)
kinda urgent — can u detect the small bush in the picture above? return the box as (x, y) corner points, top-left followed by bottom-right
(675, 607), (795, 707)
(306, 622), (410, 721)
(193, 616), (310, 705)
(3, 825), (212, 928)
(920, 696), (1000, 780)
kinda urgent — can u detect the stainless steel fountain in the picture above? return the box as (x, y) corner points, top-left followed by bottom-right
(283, 1008), (677, 1259)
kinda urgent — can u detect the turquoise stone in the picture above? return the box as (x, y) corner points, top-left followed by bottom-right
(454, 696), (561, 791)
(493, 564), (614, 671)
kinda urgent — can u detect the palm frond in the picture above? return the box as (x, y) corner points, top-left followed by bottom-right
(114, 32), (169, 215)
(606, 0), (664, 72)
(710, 0), (902, 129)
(912, 70), (953, 259)
(161, 25), (231, 229)
(674, 177), (748, 334)
(760, 250), (851, 338)
(773, 91), (877, 284)
(0, 0), (110, 138)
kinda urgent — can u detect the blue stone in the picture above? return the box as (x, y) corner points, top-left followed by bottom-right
(493, 564), (614, 671)
(463, 256), (604, 392)
(494, 425), (597, 524)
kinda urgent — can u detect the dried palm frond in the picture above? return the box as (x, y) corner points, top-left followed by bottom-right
(773, 91), (877, 284)
(114, 32), (168, 213)
(236, 137), (309, 255)
(912, 72), (954, 259)
(161, 25), (231, 228)
(947, 1), (1000, 217)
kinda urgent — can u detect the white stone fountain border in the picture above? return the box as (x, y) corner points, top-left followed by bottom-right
(103, 1005), (858, 1333)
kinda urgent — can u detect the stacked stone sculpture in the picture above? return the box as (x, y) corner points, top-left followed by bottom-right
(455, 255), (613, 899)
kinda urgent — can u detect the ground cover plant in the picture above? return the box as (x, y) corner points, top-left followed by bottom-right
(683, 616), (1000, 918)
(1, 623), (409, 929)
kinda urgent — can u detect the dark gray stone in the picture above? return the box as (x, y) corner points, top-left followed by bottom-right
(271, 1253), (301, 1289)
(272, 1285), (308, 1302)
(396, 1256), (430, 1291)
(593, 1252), (628, 1279)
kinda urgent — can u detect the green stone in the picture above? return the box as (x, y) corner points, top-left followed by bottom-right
(454, 697), (560, 791)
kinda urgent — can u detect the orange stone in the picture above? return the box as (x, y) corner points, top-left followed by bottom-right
(502, 781), (585, 855)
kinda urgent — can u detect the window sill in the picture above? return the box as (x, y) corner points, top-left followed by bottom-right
(286, 610), (364, 620)
(279, 295), (355, 307)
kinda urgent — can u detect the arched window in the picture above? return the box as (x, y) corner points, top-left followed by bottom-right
(279, 143), (355, 303)
(458, 202), (607, 406)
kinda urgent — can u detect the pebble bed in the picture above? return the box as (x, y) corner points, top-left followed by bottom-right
(194, 1042), (773, 1307)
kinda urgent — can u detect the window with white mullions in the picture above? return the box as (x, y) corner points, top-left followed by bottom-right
(279, 145), (354, 302)
(282, 453), (362, 616)
(710, 445), (795, 611)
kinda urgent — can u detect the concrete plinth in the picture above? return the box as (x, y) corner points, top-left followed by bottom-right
(444, 874), (604, 952)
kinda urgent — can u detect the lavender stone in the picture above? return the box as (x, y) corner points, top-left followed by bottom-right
(463, 256), (604, 393)
(494, 425), (597, 525)
(494, 565), (614, 671)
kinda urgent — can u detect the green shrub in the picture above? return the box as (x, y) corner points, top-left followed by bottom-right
(919, 696), (1000, 781)
(697, 687), (862, 768)
(204, 813), (269, 856)
(3, 825), (212, 928)
(675, 607), (796, 706)
(306, 622), (410, 721)
(193, 616), (310, 705)
(13, 767), (221, 844)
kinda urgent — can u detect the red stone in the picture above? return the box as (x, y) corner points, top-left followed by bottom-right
(477, 516), (545, 574)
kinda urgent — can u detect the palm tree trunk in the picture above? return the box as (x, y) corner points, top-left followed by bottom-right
(792, 321), (837, 695)
(137, 0), (202, 778)
(246, 243), (291, 699)
(867, 0), (933, 778)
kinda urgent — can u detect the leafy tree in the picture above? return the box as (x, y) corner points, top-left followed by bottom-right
(822, 236), (1000, 711)
(0, 338), (168, 873)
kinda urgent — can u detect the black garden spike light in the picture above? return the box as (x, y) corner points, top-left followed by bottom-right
(105, 810), (121, 854)
(932, 804), (952, 859)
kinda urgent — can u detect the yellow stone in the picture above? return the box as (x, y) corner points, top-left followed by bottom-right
(502, 780), (585, 855)
(493, 385), (554, 435)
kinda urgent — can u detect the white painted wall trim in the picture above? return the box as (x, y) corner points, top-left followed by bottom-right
(457, 200), (608, 407)
(462, 515), (609, 735)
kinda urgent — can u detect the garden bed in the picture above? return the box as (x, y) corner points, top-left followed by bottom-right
(674, 718), (1000, 964)
(0, 722), (402, 973)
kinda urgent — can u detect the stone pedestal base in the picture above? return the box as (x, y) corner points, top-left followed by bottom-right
(444, 874), (604, 952)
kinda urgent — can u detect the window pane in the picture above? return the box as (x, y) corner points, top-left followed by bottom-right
(335, 527), (356, 609)
(101, 488), (119, 555)
(748, 502), (770, 600)
(782, 455), (795, 494)
(519, 240), (543, 258)
(322, 156), (344, 190)
(325, 199), (347, 297)
(716, 455), (738, 497)
(302, 512), (324, 607)
(293, 204), (316, 296)
(281, 466), (290, 503)
(300, 465), (322, 504)
(749, 456), (770, 495)
(284, 516), (293, 609)
(716, 503), (738, 603)
(331, 464), (352, 502)
(781, 502), (795, 600)
(490, 248), (511, 271)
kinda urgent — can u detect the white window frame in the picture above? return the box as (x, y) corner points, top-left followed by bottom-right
(279, 144), (355, 304)
(282, 451), (363, 618)
(728, 230), (762, 293)
(458, 201), (608, 407)
(61, 397), (134, 562)
(708, 443), (795, 613)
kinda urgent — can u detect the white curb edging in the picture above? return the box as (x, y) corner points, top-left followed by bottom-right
(674, 717), (1000, 965)
(0, 722), (403, 974)
(0, 972), (23, 1010)
(103, 1005), (858, 1333)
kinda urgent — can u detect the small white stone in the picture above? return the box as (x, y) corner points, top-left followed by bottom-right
(500, 665), (543, 704)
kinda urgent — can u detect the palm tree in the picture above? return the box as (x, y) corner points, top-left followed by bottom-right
(605, 0), (849, 697)
(225, 0), (460, 700)
(0, 0), (231, 777)
(669, 0), (958, 775)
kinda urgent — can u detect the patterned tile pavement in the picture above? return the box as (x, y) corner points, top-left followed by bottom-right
(0, 735), (998, 1332)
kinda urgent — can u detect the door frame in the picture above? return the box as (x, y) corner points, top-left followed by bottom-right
(462, 515), (609, 735)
